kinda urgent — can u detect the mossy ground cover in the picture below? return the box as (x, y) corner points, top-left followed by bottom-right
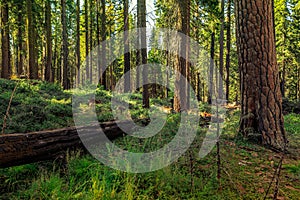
(0, 79), (299, 199)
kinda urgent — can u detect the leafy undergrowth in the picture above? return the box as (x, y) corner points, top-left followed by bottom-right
(0, 79), (73, 133)
(0, 79), (158, 133)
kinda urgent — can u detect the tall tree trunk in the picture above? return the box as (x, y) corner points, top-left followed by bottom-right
(124, 0), (131, 92)
(219, 0), (225, 99)
(174, 0), (189, 112)
(96, 0), (100, 84)
(225, 0), (231, 101)
(61, 0), (69, 89)
(101, 0), (107, 89)
(1, 0), (10, 79)
(17, 2), (24, 76)
(186, 0), (191, 109)
(138, 0), (149, 108)
(165, 49), (169, 98)
(237, 0), (287, 150)
(208, 32), (215, 104)
(136, 26), (140, 91)
(76, 0), (81, 85)
(84, 0), (89, 82)
(89, 0), (93, 83)
(45, 0), (52, 82)
(27, 0), (38, 79)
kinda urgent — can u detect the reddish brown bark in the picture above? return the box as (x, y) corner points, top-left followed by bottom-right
(236, 0), (287, 150)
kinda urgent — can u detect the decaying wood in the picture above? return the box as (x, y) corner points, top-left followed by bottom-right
(0, 120), (133, 168)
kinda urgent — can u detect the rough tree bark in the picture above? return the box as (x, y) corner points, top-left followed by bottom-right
(1, 0), (10, 79)
(174, 0), (189, 112)
(236, 0), (287, 150)
(27, 0), (38, 79)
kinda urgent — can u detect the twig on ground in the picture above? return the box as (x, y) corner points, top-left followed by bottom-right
(263, 142), (288, 200)
(2, 81), (19, 134)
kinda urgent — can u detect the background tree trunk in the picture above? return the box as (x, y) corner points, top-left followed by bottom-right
(219, 0), (225, 99)
(138, 0), (149, 108)
(17, 1), (24, 76)
(237, 0), (287, 150)
(76, 0), (81, 85)
(225, 0), (231, 101)
(84, 0), (89, 83)
(101, 0), (107, 89)
(89, 0), (93, 83)
(208, 32), (215, 104)
(1, 0), (10, 79)
(124, 0), (131, 93)
(45, 0), (53, 82)
(27, 0), (38, 79)
(61, 0), (69, 89)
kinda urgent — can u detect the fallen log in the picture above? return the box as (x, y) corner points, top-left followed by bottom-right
(0, 120), (133, 168)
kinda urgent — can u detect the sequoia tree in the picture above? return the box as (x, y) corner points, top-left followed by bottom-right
(236, 0), (287, 150)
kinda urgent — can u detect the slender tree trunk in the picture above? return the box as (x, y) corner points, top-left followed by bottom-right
(17, 2), (24, 76)
(237, 0), (287, 150)
(165, 49), (170, 98)
(225, 0), (231, 101)
(124, 0), (131, 92)
(219, 0), (225, 99)
(208, 32), (215, 104)
(84, 0), (89, 82)
(27, 0), (38, 79)
(1, 0), (10, 79)
(101, 0), (107, 89)
(138, 0), (149, 108)
(136, 28), (141, 91)
(45, 0), (52, 82)
(107, 25), (114, 90)
(297, 65), (300, 100)
(89, 0), (93, 83)
(280, 33), (286, 98)
(186, 0), (191, 109)
(61, 0), (69, 89)
(76, 0), (81, 85)
(96, 0), (100, 84)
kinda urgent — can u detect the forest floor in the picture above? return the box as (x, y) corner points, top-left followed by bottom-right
(0, 79), (299, 199)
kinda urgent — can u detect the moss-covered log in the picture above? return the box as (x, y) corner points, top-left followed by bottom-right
(0, 120), (132, 168)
